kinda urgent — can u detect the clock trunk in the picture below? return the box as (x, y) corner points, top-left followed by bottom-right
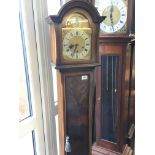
(57, 69), (95, 155)
(65, 72), (90, 155)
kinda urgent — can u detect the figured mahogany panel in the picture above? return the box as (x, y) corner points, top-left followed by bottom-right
(65, 74), (90, 155)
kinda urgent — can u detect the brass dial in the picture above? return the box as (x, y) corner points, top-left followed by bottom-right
(62, 28), (91, 60)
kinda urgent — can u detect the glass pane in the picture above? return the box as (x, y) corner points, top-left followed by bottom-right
(19, 7), (32, 121)
(62, 13), (90, 28)
(19, 132), (36, 155)
(101, 56), (119, 143)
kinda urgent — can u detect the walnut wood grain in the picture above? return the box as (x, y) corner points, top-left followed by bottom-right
(57, 68), (95, 155)
(65, 74), (90, 155)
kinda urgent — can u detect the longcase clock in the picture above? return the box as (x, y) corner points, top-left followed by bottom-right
(92, 36), (133, 155)
(46, 1), (105, 155)
(92, 0), (134, 154)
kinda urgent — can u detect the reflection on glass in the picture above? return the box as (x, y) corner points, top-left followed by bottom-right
(62, 13), (90, 28)
(19, 131), (36, 155)
(19, 8), (32, 121)
(65, 13), (89, 28)
(101, 56), (119, 143)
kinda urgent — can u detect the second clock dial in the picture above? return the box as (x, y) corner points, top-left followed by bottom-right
(97, 0), (128, 34)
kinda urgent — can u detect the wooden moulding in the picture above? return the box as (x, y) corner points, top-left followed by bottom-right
(92, 143), (121, 155)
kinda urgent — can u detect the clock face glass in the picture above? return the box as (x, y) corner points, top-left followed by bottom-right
(62, 13), (92, 61)
(96, 0), (128, 34)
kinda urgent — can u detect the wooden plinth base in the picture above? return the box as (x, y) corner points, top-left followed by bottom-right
(92, 143), (133, 155)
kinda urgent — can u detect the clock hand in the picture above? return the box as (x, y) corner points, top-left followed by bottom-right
(74, 44), (78, 53)
(69, 44), (74, 49)
(110, 2), (114, 31)
(71, 44), (78, 57)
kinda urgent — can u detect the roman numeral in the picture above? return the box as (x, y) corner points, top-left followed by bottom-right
(70, 33), (73, 36)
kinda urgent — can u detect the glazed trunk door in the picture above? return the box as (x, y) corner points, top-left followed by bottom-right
(101, 56), (119, 143)
(96, 55), (122, 152)
(64, 73), (91, 155)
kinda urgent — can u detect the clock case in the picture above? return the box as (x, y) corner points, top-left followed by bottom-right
(46, 1), (105, 155)
(46, 0), (104, 68)
(91, 0), (135, 154)
(92, 36), (134, 155)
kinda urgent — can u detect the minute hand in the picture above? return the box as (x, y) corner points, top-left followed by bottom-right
(73, 44), (78, 56)
(110, 4), (114, 31)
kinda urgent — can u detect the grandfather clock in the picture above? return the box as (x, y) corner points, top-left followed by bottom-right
(46, 1), (104, 155)
(92, 0), (134, 154)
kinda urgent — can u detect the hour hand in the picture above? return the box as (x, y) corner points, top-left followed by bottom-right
(69, 44), (74, 49)
(73, 44), (78, 53)
(71, 44), (78, 57)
